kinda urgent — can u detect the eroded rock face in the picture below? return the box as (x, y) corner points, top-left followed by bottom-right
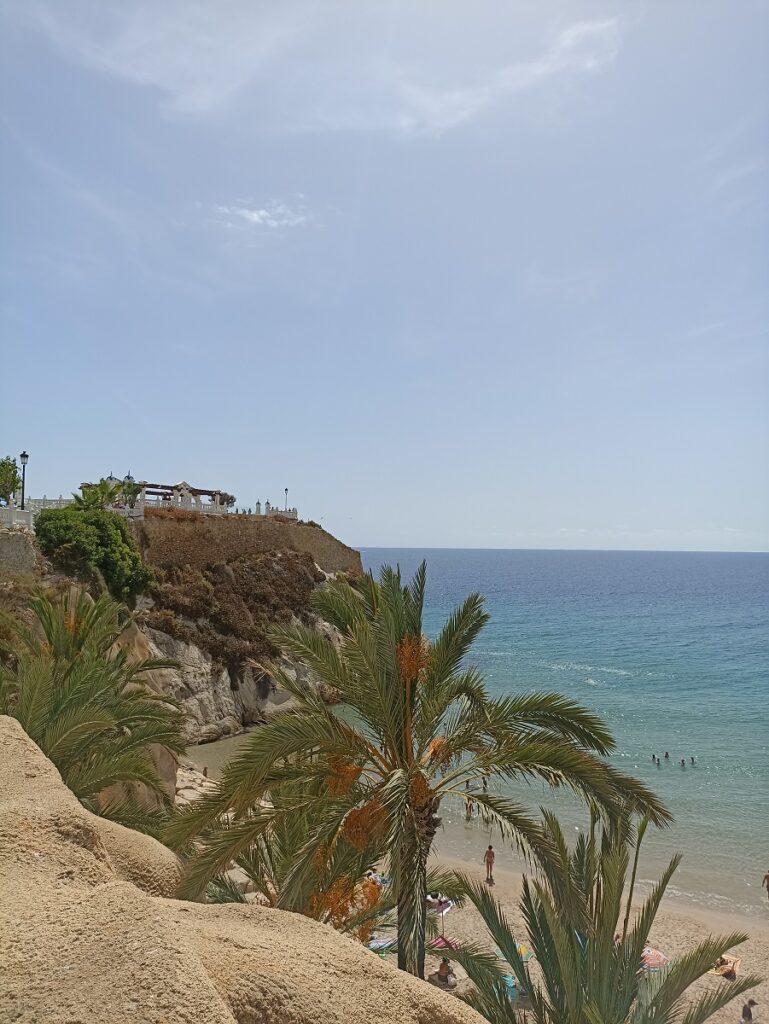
(0, 716), (482, 1024)
(138, 625), (329, 745)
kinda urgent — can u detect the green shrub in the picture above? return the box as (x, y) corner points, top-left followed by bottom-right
(36, 507), (153, 604)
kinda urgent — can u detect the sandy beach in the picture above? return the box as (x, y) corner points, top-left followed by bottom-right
(419, 850), (769, 1023)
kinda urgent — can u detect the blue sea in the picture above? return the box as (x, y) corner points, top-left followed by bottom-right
(361, 549), (769, 919)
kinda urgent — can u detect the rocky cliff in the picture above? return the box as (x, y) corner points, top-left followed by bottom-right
(135, 548), (340, 743)
(2, 519), (357, 746)
(0, 716), (481, 1024)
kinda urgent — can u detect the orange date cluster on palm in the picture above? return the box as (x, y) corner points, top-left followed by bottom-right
(396, 634), (431, 684)
(325, 754), (362, 796)
(341, 798), (387, 851)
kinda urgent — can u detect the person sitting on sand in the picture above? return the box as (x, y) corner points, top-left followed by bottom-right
(437, 958), (457, 988)
(713, 956), (737, 980)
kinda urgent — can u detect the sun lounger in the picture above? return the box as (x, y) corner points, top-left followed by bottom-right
(430, 935), (462, 951)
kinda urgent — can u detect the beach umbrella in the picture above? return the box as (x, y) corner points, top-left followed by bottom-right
(642, 946), (670, 969)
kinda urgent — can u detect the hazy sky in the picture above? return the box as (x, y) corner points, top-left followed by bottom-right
(1, 1), (767, 551)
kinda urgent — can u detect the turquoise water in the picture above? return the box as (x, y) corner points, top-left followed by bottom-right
(360, 549), (769, 918)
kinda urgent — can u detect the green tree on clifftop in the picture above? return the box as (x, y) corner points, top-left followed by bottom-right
(35, 506), (152, 604)
(0, 455), (22, 504)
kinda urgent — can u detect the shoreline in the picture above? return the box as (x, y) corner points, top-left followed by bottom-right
(433, 848), (769, 942)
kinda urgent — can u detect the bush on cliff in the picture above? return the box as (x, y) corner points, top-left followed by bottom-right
(141, 551), (324, 673)
(0, 588), (184, 836)
(36, 506), (153, 604)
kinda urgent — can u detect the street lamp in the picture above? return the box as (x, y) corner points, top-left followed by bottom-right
(284, 487), (288, 511)
(19, 451), (29, 510)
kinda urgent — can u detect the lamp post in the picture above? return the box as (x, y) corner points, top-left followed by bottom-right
(285, 487), (288, 511)
(19, 451), (29, 510)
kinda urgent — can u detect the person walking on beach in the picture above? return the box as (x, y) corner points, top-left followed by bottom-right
(741, 998), (757, 1023)
(484, 845), (495, 885)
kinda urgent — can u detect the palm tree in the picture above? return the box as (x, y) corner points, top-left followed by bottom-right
(203, 783), (394, 940)
(0, 588), (185, 835)
(191, 781), (464, 948)
(72, 479), (122, 510)
(166, 563), (669, 977)
(449, 814), (759, 1023)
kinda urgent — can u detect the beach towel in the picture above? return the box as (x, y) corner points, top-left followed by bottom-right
(642, 946), (671, 970)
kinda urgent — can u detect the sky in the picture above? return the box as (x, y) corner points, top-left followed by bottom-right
(1, 1), (767, 551)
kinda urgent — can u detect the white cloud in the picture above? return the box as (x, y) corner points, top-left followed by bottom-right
(393, 19), (621, 135)
(7, 3), (622, 134)
(7, 0), (312, 115)
(708, 157), (766, 193)
(214, 199), (309, 230)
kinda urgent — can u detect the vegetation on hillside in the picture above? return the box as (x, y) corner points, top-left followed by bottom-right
(0, 589), (184, 835)
(140, 551), (325, 673)
(166, 563), (670, 978)
(449, 814), (758, 1023)
(35, 506), (153, 604)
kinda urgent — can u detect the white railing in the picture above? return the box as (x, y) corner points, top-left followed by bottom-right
(23, 496), (300, 522)
(27, 497), (74, 511)
(0, 505), (34, 528)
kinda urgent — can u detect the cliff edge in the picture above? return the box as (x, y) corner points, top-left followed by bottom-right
(0, 715), (482, 1024)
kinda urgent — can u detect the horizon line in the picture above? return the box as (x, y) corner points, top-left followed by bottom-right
(353, 545), (769, 555)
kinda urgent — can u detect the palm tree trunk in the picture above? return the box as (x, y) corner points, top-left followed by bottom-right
(397, 798), (441, 978)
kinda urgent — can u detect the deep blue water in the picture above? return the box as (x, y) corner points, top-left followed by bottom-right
(361, 549), (769, 917)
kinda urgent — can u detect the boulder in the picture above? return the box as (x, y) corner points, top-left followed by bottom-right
(0, 716), (482, 1024)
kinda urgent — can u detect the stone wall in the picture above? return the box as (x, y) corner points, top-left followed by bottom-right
(132, 517), (362, 575)
(0, 528), (38, 575)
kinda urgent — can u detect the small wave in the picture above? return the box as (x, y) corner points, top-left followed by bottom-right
(585, 677), (600, 687)
(539, 660), (633, 677)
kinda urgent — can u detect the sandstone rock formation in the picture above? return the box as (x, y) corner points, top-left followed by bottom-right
(0, 716), (483, 1024)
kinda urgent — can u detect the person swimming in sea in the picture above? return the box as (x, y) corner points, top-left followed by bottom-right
(680, 759), (686, 767)
(690, 756), (695, 765)
(664, 751), (669, 760)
